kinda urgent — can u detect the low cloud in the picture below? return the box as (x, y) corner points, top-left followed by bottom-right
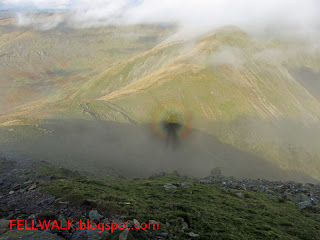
(3, 0), (318, 38)
(2, 0), (70, 10)
(209, 47), (243, 67)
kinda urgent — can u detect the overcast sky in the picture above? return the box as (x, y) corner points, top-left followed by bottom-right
(1, 0), (319, 36)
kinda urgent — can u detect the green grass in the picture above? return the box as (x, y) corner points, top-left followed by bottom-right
(40, 172), (320, 240)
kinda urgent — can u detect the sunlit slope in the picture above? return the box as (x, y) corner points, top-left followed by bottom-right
(94, 26), (320, 179)
(99, 27), (320, 123)
(0, 18), (170, 111)
(4, 26), (320, 122)
(70, 41), (183, 100)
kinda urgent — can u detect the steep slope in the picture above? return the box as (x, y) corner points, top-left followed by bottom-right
(0, 18), (171, 111)
(69, 41), (183, 100)
(1, 26), (320, 180)
(97, 27), (320, 179)
(99, 27), (320, 122)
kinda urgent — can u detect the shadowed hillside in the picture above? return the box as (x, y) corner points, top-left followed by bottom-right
(0, 119), (316, 183)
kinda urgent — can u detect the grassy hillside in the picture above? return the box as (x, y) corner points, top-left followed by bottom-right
(1, 25), (320, 181)
(0, 18), (171, 111)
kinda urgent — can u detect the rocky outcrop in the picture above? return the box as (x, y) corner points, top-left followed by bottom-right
(201, 168), (320, 211)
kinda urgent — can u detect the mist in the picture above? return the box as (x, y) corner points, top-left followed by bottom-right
(0, 119), (316, 183)
(2, 0), (318, 39)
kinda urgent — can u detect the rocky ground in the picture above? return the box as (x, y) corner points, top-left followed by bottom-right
(202, 168), (320, 211)
(1, 153), (320, 239)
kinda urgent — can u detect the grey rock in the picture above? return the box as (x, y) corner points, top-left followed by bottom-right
(163, 184), (177, 191)
(301, 194), (311, 202)
(180, 182), (193, 188)
(11, 183), (21, 191)
(24, 180), (33, 185)
(6, 213), (14, 220)
(28, 214), (36, 220)
(133, 219), (140, 229)
(291, 194), (309, 204)
(282, 190), (294, 201)
(265, 190), (274, 195)
(89, 209), (103, 223)
(301, 184), (312, 192)
(119, 229), (129, 240)
(182, 221), (188, 230)
(312, 197), (320, 206)
(157, 232), (168, 237)
(20, 188), (26, 193)
(58, 215), (68, 230)
(188, 232), (200, 238)
(298, 200), (312, 210)
(38, 197), (55, 206)
(155, 172), (167, 177)
(149, 220), (159, 224)
(236, 192), (244, 198)
(211, 167), (222, 176)
(0, 219), (10, 235)
(199, 180), (212, 185)
(28, 183), (37, 191)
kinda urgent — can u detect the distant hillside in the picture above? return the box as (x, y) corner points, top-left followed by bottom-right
(1, 25), (320, 181)
(0, 18), (171, 111)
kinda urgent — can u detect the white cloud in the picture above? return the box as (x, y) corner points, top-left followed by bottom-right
(209, 47), (243, 67)
(2, 0), (69, 9)
(6, 0), (320, 37)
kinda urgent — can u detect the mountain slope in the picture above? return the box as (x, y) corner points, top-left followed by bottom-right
(0, 18), (171, 111)
(1, 26), (320, 181)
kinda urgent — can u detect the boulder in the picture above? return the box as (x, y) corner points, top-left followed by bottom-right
(236, 192), (244, 198)
(163, 184), (177, 191)
(210, 167), (222, 176)
(188, 232), (200, 238)
(58, 215), (68, 230)
(157, 232), (168, 237)
(133, 219), (140, 229)
(199, 180), (212, 185)
(38, 197), (55, 206)
(179, 182), (192, 188)
(89, 209), (103, 223)
(298, 200), (312, 210)
(0, 219), (10, 235)
(182, 221), (188, 230)
(28, 183), (37, 191)
(119, 229), (129, 240)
